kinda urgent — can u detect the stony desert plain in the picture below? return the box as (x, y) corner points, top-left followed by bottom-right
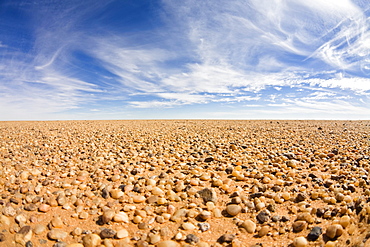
(0, 120), (369, 247)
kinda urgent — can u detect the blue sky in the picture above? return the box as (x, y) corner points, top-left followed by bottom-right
(1, 0), (370, 120)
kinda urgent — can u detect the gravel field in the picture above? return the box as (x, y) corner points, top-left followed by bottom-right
(0, 120), (369, 247)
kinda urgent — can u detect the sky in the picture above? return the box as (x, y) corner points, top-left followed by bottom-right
(0, 0), (370, 120)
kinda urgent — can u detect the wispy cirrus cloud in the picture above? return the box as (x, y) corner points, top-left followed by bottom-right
(0, 0), (369, 120)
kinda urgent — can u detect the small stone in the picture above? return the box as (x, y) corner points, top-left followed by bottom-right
(39, 204), (51, 213)
(82, 234), (101, 247)
(110, 189), (124, 199)
(26, 241), (34, 247)
(100, 228), (116, 239)
(101, 209), (115, 224)
(149, 234), (161, 244)
(116, 229), (129, 239)
(326, 224), (343, 240)
(198, 222), (210, 232)
(240, 220), (256, 233)
(47, 229), (68, 241)
(0, 233), (5, 242)
(293, 236), (308, 247)
(15, 226), (33, 246)
(292, 221), (307, 233)
(34, 224), (46, 235)
(272, 215), (281, 222)
(51, 216), (64, 228)
(0, 215), (10, 226)
(182, 222), (196, 231)
(226, 204), (241, 216)
(197, 188), (217, 204)
(170, 208), (187, 222)
(71, 227), (82, 236)
(257, 209), (270, 223)
(53, 242), (67, 247)
(24, 204), (37, 211)
(295, 193), (307, 203)
(133, 195), (146, 203)
(258, 225), (270, 237)
(2, 205), (16, 216)
(156, 241), (180, 247)
(113, 211), (129, 223)
(15, 214), (27, 225)
(218, 234), (235, 243)
(307, 227), (322, 241)
(137, 240), (149, 247)
(147, 195), (158, 204)
(339, 215), (351, 228)
(185, 234), (199, 244)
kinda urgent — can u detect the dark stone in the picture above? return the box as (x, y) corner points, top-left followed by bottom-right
(10, 197), (19, 204)
(266, 204), (276, 212)
(316, 208), (325, 217)
(271, 186), (281, 192)
(257, 210), (270, 223)
(250, 192), (263, 199)
(218, 234), (235, 243)
(26, 241), (33, 247)
(197, 188), (217, 203)
(185, 234), (199, 244)
(24, 204), (37, 211)
(101, 188), (109, 199)
(295, 193), (307, 202)
(281, 216), (290, 222)
(53, 242), (67, 247)
(0, 233), (5, 242)
(100, 228), (116, 239)
(198, 222), (210, 232)
(18, 226), (32, 235)
(204, 157), (214, 162)
(307, 226), (322, 241)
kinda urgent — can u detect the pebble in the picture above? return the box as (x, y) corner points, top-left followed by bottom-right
(0, 233), (5, 242)
(292, 221), (307, 233)
(15, 226), (33, 246)
(116, 229), (129, 239)
(257, 209), (271, 223)
(326, 224), (344, 240)
(197, 188), (217, 203)
(156, 240), (180, 247)
(33, 224), (46, 235)
(39, 204), (51, 213)
(51, 216), (64, 228)
(185, 234), (199, 244)
(182, 222), (196, 231)
(112, 211), (128, 223)
(2, 205), (16, 216)
(100, 228), (116, 239)
(307, 226), (322, 241)
(226, 204), (242, 216)
(258, 225), (270, 237)
(198, 222), (210, 232)
(82, 234), (101, 247)
(218, 234), (235, 243)
(293, 236), (308, 247)
(240, 220), (256, 233)
(47, 229), (68, 241)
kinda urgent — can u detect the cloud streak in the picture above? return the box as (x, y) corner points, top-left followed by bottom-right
(0, 0), (369, 120)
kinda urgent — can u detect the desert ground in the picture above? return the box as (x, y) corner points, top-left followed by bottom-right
(0, 120), (369, 247)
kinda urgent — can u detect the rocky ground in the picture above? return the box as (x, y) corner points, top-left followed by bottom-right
(0, 120), (369, 247)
